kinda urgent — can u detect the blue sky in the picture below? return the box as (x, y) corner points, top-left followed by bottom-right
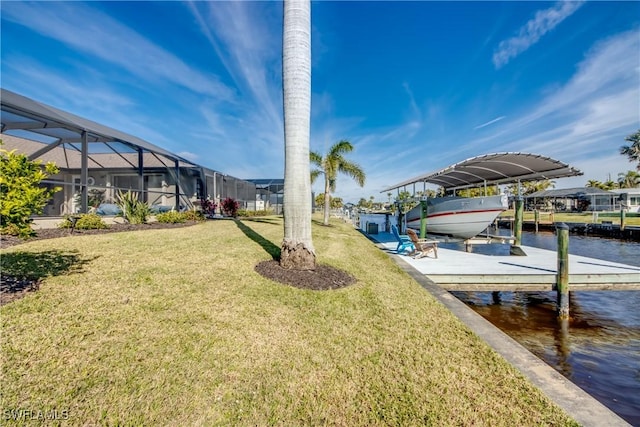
(1, 1), (639, 203)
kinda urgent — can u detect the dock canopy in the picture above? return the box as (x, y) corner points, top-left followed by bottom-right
(382, 152), (583, 192)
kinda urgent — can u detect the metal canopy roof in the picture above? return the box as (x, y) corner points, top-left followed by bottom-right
(382, 152), (583, 192)
(0, 88), (196, 166)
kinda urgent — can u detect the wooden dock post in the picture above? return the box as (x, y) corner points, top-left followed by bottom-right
(514, 198), (523, 245)
(620, 207), (626, 231)
(556, 223), (570, 319)
(510, 197), (526, 256)
(534, 209), (539, 233)
(419, 200), (428, 239)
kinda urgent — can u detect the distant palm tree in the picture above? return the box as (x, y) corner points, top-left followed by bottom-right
(281, 0), (315, 270)
(620, 129), (640, 170)
(617, 170), (640, 188)
(310, 140), (366, 226)
(586, 179), (604, 189)
(602, 179), (618, 190)
(507, 179), (555, 196)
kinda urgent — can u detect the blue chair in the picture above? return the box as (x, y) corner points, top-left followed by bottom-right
(391, 224), (415, 254)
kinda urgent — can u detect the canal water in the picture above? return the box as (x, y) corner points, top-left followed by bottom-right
(449, 231), (640, 426)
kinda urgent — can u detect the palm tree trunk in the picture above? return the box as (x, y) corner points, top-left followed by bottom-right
(281, 0), (316, 270)
(323, 176), (331, 226)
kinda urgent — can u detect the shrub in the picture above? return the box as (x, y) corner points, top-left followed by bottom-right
(116, 190), (150, 224)
(0, 143), (61, 238)
(237, 209), (274, 218)
(182, 210), (204, 221)
(200, 199), (218, 216)
(221, 197), (239, 217)
(156, 211), (186, 224)
(58, 214), (109, 230)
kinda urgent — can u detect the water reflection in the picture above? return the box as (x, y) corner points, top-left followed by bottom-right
(451, 231), (640, 426)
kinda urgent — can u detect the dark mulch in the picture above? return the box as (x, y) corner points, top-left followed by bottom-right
(0, 274), (41, 306)
(255, 260), (356, 291)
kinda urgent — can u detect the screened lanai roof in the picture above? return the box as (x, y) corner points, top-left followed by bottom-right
(382, 152), (583, 192)
(0, 88), (197, 168)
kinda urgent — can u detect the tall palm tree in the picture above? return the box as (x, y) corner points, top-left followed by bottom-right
(310, 140), (366, 226)
(620, 129), (640, 170)
(281, 0), (315, 270)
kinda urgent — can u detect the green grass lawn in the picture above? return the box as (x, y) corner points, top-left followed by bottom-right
(1, 216), (577, 426)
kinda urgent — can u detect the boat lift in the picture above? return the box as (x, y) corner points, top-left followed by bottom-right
(382, 152), (583, 250)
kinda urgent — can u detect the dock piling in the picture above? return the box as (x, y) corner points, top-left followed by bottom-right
(514, 198), (523, 246)
(556, 223), (570, 319)
(420, 200), (428, 239)
(510, 197), (526, 256)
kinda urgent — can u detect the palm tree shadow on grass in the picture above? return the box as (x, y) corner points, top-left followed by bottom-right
(236, 219), (357, 290)
(1, 250), (95, 305)
(312, 219), (335, 227)
(235, 220), (281, 260)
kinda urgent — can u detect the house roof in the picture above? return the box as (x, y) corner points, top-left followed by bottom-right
(526, 187), (614, 199)
(1, 88), (195, 165)
(0, 134), (183, 170)
(382, 152), (583, 192)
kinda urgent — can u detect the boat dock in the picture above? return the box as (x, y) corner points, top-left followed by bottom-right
(370, 232), (640, 292)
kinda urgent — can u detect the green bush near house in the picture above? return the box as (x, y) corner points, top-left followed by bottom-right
(0, 143), (61, 238)
(237, 209), (275, 217)
(58, 214), (109, 230)
(182, 210), (205, 221)
(156, 211), (186, 224)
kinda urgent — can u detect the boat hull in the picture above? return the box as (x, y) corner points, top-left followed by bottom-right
(405, 195), (508, 239)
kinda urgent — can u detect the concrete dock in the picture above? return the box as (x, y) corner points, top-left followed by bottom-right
(371, 232), (640, 291)
(368, 230), (635, 427)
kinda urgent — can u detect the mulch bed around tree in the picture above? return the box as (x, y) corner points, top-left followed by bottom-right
(1, 221), (356, 306)
(255, 260), (356, 291)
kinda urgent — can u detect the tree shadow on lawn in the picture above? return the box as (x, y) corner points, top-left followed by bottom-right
(235, 219), (281, 260)
(235, 219), (356, 290)
(312, 219), (335, 227)
(1, 250), (95, 306)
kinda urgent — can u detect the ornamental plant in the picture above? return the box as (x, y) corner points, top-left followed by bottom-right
(200, 199), (218, 216)
(115, 190), (150, 224)
(221, 197), (239, 217)
(0, 144), (61, 237)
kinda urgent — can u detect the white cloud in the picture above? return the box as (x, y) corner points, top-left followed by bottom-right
(493, 1), (585, 69)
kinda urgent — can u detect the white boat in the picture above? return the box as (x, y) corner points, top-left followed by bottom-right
(405, 194), (508, 239)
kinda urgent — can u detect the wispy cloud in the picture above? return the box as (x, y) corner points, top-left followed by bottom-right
(493, 1), (584, 69)
(2, 2), (234, 99)
(186, 1), (283, 130)
(474, 29), (639, 177)
(474, 116), (506, 130)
